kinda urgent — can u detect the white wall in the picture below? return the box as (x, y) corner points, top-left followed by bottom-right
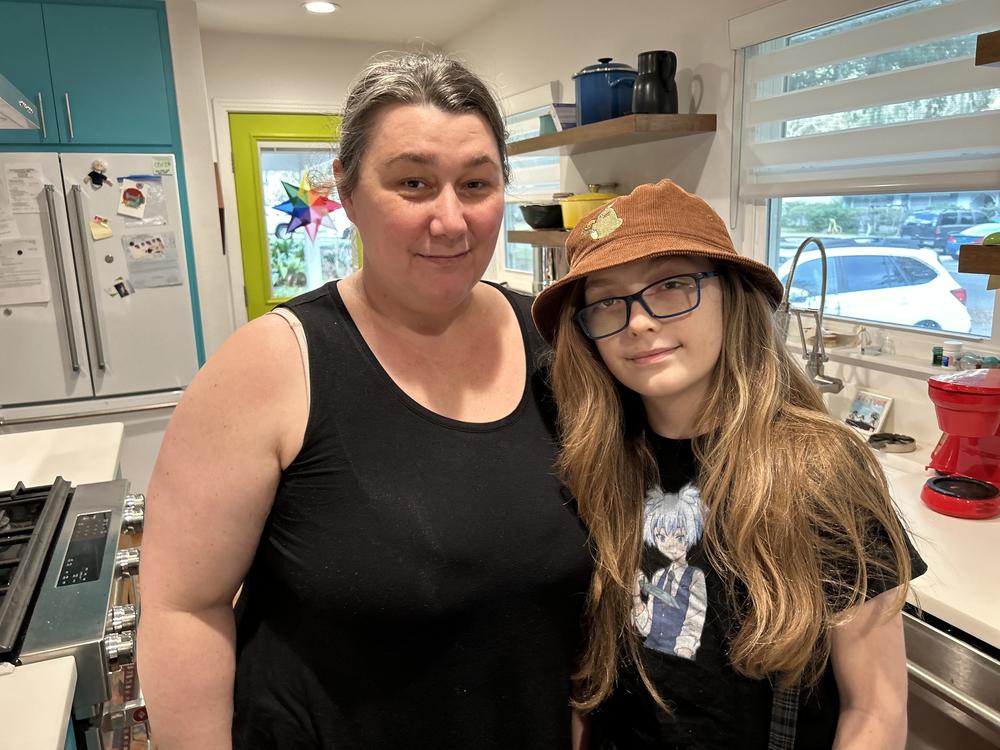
(447, 0), (773, 236)
(200, 31), (393, 106)
(166, 0), (232, 358)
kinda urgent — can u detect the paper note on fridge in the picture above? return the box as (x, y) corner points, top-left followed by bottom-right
(89, 215), (113, 240)
(123, 231), (181, 289)
(117, 178), (149, 219)
(0, 217), (20, 241)
(4, 165), (44, 214)
(0, 237), (51, 305)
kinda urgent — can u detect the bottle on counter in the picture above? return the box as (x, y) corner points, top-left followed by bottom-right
(958, 353), (981, 370)
(941, 340), (963, 369)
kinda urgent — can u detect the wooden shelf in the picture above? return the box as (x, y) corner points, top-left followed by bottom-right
(958, 243), (1000, 274)
(508, 230), (568, 247)
(507, 113), (717, 157)
(975, 30), (1000, 68)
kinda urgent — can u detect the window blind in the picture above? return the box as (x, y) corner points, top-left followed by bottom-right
(736, 0), (1000, 200)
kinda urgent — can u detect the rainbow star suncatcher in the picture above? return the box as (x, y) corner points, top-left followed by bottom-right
(272, 173), (342, 241)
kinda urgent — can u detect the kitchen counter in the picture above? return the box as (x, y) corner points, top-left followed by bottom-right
(0, 422), (125, 489)
(0, 657), (76, 749)
(877, 446), (1000, 650)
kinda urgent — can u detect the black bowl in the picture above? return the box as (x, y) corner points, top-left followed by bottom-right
(520, 204), (564, 230)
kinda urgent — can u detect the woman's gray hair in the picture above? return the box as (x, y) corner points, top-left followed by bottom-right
(336, 52), (509, 197)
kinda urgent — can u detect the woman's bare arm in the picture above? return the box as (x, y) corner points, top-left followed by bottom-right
(137, 315), (308, 749)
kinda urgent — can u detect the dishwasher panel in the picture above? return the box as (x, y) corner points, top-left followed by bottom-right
(904, 611), (1000, 749)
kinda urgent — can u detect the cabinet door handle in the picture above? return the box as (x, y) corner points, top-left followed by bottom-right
(71, 185), (107, 369)
(36, 92), (47, 139)
(44, 185), (80, 372)
(64, 92), (74, 140)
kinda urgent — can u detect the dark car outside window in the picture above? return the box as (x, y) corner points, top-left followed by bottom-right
(786, 259), (825, 297)
(837, 255), (909, 293)
(894, 256), (938, 284)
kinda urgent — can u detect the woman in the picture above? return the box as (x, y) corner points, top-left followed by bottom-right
(138, 53), (591, 749)
(531, 180), (925, 749)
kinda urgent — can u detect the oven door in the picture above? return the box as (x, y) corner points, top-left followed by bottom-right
(904, 612), (1000, 749)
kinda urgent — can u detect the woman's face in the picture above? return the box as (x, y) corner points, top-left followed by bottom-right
(337, 103), (505, 309)
(585, 255), (723, 407)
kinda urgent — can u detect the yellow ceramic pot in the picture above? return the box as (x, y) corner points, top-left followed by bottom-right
(560, 184), (619, 229)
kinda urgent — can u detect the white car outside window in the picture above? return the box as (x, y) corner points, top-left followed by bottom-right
(777, 247), (971, 334)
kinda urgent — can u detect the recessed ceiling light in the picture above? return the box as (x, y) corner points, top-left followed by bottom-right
(302, 1), (338, 13)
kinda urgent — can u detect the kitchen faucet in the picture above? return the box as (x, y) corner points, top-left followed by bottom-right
(775, 236), (844, 395)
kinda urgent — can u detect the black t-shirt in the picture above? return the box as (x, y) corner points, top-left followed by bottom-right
(231, 282), (593, 749)
(592, 434), (926, 750)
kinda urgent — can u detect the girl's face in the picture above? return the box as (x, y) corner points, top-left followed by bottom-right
(584, 255), (723, 409)
(336, 103), (505, 309)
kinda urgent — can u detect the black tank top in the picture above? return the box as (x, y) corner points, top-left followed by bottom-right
(232, 281), (592, 749)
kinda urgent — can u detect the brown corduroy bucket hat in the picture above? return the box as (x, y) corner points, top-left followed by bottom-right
(531, 179), (785, 344)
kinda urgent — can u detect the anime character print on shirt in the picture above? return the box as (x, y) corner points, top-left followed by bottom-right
(632, 483), (708, 660)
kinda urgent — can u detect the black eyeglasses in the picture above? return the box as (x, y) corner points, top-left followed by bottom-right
(575, 272), (720, 341)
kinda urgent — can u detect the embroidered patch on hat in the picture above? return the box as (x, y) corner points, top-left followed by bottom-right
(586, 203), (623, 240)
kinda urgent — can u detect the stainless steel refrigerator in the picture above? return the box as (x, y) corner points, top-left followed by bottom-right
(0, 152), (199, 409)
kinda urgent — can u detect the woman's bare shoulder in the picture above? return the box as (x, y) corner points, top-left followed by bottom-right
(177, 313), (309, 465)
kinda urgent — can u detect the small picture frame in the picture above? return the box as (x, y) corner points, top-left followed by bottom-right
(845, 390), (893, 434)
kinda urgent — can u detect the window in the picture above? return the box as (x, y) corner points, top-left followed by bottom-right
(502, 107), (560, 274)
(738, 0), (1000, 340)
(767, 190), (994, 335)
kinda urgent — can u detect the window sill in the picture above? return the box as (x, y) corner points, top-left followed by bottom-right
(787, 343), (951, 381)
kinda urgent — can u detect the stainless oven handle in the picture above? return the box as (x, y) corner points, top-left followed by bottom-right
(64, 92), (74, 140)
(44, 185), (81, 372)
(71, 185), (106, 369)
(907, 660), (1000, 730)
(0, 398), (179, 426)
(36, 92), (46, 139)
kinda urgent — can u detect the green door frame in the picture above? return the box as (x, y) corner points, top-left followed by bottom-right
(230, 112), (343, 320)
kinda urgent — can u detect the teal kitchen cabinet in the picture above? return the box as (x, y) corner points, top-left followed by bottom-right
(43, 3), (173, 145)
(0, 1), (59, 145)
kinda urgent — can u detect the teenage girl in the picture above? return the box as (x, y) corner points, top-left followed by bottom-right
(531, 180), (925, 749)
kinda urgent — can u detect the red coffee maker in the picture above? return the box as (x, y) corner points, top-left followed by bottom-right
(926, 368), (1000, 485)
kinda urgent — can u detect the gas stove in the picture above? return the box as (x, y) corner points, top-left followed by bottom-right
(0, 478), (147, 749)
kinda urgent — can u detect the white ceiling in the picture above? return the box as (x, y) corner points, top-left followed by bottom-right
(195, 0), (508, 45)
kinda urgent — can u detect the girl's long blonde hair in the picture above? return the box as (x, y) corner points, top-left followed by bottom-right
(550, 265), (913, 711)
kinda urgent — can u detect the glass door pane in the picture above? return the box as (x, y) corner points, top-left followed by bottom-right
(257, 141), (357, 299)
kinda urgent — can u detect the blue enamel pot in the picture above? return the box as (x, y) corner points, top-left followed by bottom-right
(573, 57), (637, 126)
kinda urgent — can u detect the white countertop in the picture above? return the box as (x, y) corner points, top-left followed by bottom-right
(0, 422), (125, 489)
(0, 657), (76, 749)
(877, 447), (1000, 649)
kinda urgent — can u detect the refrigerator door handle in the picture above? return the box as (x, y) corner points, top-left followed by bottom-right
(36, 92), (47, 140)
(64, 93), (74, 140)
(44, 185), (81, 372)
(70, 185), (107, 369)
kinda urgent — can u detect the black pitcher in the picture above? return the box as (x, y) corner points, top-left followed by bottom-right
(632, 50), (678, 115)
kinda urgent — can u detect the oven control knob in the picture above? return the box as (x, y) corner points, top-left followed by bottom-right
(124, 493), (145, 512)
(122, 506), (144, 532)
(104, 631), (135, 665)
(106, 604), (138, 633)
(115, 547), (140, 575)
